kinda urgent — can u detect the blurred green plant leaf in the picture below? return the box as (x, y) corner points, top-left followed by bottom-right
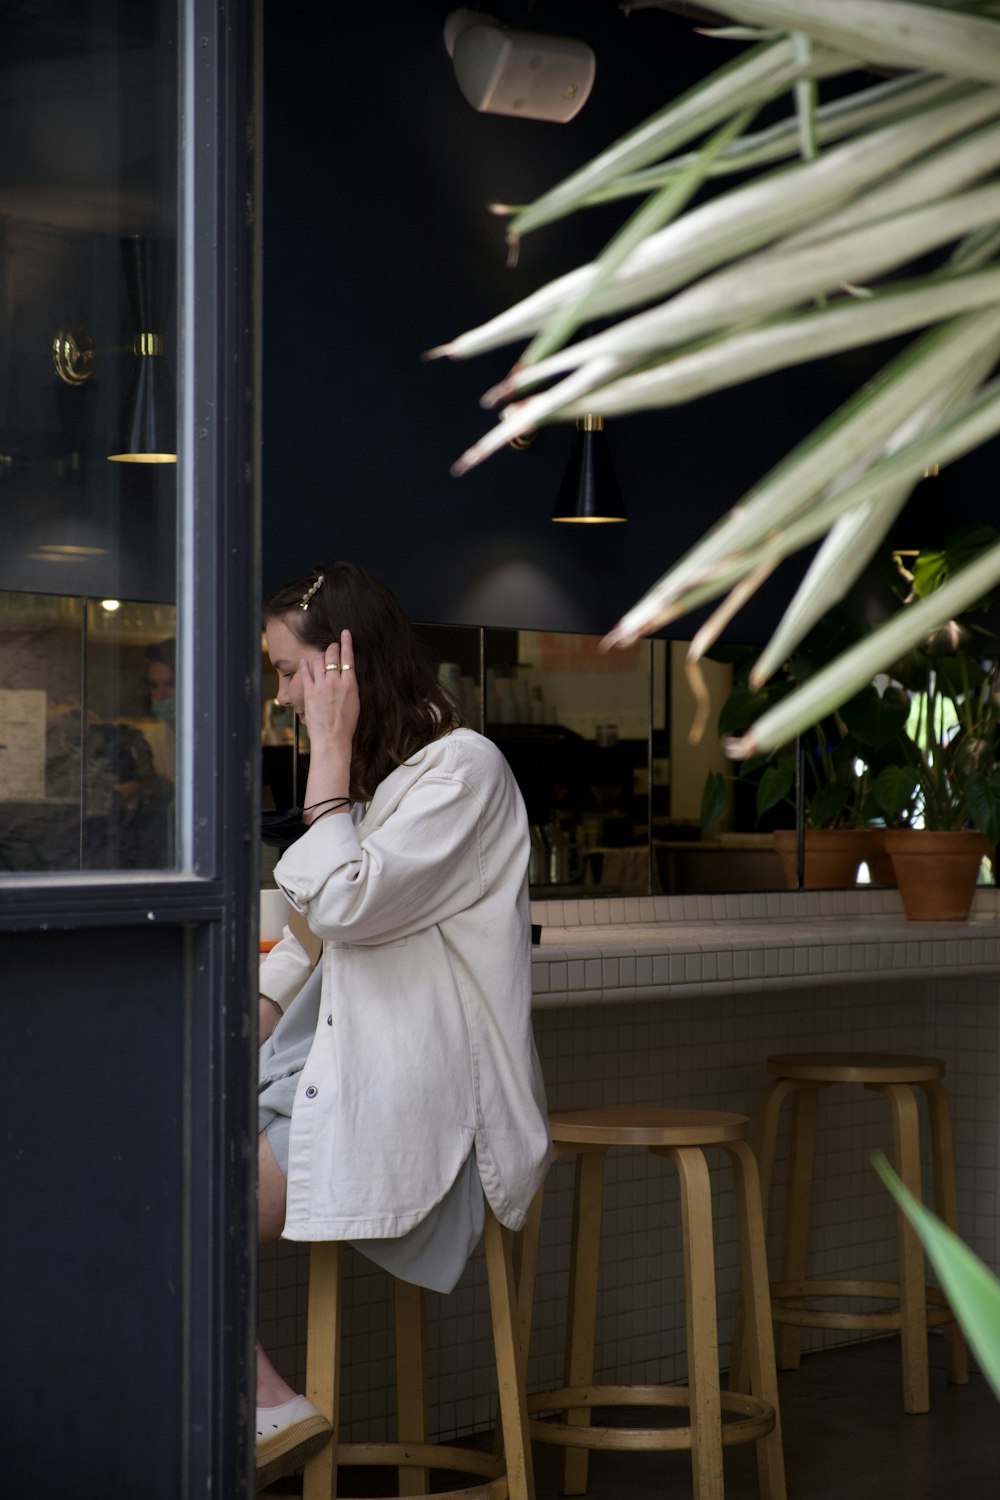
(874, 1153), (1000, 1405)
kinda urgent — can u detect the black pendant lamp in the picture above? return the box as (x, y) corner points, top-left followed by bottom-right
(552, 414), (626, 523)
(107, 235), (177, 463)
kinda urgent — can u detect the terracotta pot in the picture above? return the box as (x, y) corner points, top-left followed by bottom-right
(773, 829), (864, 890)
(882, 829), (994, 921)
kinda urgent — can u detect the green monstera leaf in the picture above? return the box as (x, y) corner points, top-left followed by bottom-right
(700, 769), (730, 836)
(913, 522), (1000, 606)
(718, 684), (778, 738)
(965, 769), (1000, 845)
(807, 779), (852, 830)
(839, 683), (911, 750)
(874, 764), (920, 823)
(756, 757), (795, 820)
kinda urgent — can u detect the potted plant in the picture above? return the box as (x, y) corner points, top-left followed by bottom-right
(862, 525), (1000, 917)
(701, 614), (912, 886)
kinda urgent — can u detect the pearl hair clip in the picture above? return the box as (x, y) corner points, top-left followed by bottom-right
(298, 575), (323, 610)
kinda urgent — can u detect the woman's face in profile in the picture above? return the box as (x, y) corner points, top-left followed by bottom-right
(266, 615), (324, 722)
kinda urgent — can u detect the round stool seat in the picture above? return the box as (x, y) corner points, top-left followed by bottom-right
(548, 1105), (749, 1147)
(766, 1052), (945, 1085)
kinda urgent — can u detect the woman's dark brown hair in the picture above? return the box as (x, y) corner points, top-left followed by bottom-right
(264, 561), (465, 800)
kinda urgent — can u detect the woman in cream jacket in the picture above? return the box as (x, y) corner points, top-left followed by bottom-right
(254, 561), (550, 1488)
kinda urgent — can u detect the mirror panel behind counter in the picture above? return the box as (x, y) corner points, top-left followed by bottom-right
(260, 622), (786, 899)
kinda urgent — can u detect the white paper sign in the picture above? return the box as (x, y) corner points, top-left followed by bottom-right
(0, 689), (47, 800)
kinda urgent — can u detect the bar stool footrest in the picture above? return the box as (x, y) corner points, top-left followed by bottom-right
(328, 1440), (507, 1500)
(527, 1384), (775, 1451)
(771, 1279), (955, 1332)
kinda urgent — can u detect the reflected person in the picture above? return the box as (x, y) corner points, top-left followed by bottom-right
(143, 637), (175, 785)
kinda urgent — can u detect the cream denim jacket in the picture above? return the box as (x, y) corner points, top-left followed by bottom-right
(262, 728), (551, 1241)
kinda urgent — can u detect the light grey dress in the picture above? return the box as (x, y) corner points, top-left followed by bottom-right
(259, 961), (485, 1295)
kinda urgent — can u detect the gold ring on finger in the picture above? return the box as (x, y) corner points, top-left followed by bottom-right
(324, 662), (339, 673)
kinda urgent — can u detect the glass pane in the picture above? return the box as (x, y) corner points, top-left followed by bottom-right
(658, 640), (786, 894)
(413, 622), (483, 730)
(0, 591), (83, 869)
(485, 628), (654, 897)
(84, 597), (176, 869)
(0, 2), (178, 872)
(0, 591), (175, 871)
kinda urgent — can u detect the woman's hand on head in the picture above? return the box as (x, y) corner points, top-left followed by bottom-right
(301, 628), (360, 749)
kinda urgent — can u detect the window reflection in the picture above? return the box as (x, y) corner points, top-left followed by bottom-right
(0, 2), (179, 873)
(258, 620), (790, 899)
(483, 628), (660, 896)
(0, 592), (175, 870)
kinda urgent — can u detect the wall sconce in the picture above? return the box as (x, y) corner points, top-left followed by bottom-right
(52, 235), (176, 464)
(552, 415), (627, 523)
(444, 9), (595, 123)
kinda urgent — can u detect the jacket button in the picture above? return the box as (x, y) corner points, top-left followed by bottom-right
(305, 1085), (318, 1098)
(326, 1015), (333, 1026)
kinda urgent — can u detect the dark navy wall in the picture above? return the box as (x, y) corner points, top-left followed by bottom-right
(262, 1), (995, 640)
(4, 925), (184, 1497)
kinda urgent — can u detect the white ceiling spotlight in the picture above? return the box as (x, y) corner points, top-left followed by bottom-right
(444, 8), (595, 123)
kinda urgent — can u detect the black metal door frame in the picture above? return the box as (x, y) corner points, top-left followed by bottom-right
(0, 2), (260, 1492)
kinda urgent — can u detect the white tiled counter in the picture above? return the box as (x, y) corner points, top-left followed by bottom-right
(530, 888), (1000, 1008)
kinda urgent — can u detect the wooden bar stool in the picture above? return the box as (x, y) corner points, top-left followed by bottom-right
(745, 1052), (968, 1415)
(285, 1206), (535, 1500)
(524, 1107), (785, 1500)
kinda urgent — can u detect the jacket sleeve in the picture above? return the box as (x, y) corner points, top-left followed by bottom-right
(273, 765), (512, 945)
(258, 925), (317, 1013)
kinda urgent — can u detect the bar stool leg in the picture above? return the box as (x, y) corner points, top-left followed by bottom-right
(514, 1186), (545, 1383)
(394, 1278), (429, 1495)
(726, 1140), (786, 1500)
(875, 1082), (929, 1414)
(494, 1186), (545, 1472)
(484, 1209), (536, 1500)
(672, 1146), (724, 1500)
(775, 1085), (820, 1371)
(922, 1078), (970, 1386)
(303, 1241), (343, 1500)
(731, 1078), (806, 1392)
(559, 1148), (607, 1496)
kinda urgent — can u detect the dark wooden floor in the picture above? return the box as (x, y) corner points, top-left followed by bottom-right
(263, 1335), (999, 1499)
(542, 1338), (998, 1500)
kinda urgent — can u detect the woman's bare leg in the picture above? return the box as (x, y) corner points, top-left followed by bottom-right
(257, 1132), (298, 1407)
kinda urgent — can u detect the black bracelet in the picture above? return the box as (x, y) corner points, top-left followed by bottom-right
(303, 796), (351, 814)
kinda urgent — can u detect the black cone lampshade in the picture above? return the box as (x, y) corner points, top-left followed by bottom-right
(108, 235), (177, 463)
(551, 415), (626, 522)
